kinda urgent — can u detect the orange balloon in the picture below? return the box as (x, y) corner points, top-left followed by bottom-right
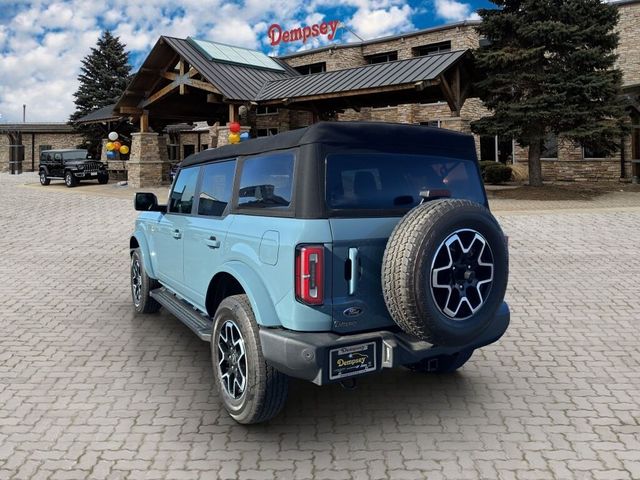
(113, 141), (122, 150)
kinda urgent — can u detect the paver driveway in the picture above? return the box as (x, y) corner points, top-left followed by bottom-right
(0, 173), (639, 480)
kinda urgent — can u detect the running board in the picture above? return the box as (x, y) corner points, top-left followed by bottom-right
(150, 288), (212, 342)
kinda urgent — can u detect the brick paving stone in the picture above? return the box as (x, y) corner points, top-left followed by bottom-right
(0, 172), (639, 479)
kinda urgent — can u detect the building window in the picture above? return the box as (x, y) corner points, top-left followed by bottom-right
(168, 144), (179, 161)
(583, 144), (608, 159)
(256, 105), (279, 115)
(257, 128), (279, 137)
(420, 120), (441, 128)
(365, 51), (398, 64)
(413, 41), (452, 57)
(183, 144), (196, 159)
(294, 62), (326, 75)
(541, 134), (558, 159)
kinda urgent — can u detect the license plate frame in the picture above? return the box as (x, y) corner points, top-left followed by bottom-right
(328, 341), (377, 381)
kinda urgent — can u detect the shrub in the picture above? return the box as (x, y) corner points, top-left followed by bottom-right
(479, 161), (497, 175)
(483, 164), (513, 184)
(510, 163), (529, 183)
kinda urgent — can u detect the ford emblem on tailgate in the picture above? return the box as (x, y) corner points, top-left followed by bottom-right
(343, 306), (363, 317)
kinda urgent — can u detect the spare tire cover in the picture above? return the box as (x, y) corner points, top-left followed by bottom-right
(382, 199), (508, 347)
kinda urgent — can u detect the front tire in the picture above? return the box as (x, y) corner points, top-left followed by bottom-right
(212, 295), (288, 424)
(39, 170), (50, 186)
(64, 170), (77, 188)
(130, 249), (161, 314)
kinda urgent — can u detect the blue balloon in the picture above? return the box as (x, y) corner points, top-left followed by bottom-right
(240, 132), (250, 141)
(106, 151), (116, 159)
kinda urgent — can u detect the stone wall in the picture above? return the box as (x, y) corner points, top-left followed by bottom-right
(0, 132), (83, 173)
(283, 46), (367, 72)
(616, 1), (640, 87)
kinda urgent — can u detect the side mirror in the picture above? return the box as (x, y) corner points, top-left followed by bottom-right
(135, 192), (165, 212)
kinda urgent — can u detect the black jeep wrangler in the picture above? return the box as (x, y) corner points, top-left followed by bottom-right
(39, 149), (109, 187)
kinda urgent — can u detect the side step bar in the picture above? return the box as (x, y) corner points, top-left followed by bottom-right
(150, 288), (212, 342)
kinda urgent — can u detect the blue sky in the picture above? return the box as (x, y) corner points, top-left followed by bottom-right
(0, 0), (495, 122)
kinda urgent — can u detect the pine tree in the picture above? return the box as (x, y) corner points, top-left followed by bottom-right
(70, 31), (131, 156)
(471, 0), (628, 186)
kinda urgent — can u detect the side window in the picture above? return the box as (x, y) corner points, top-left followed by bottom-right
(237, 152), (294, 209)
(169, 167), (199, 214)
(54, 153), (62, 161)
(198, 160), (236, 217)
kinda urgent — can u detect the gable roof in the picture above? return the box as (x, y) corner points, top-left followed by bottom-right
(257, 49), (468, 102)
(161, 37), (297, 101)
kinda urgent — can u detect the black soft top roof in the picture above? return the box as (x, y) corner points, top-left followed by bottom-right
(181, 121), (476, 167)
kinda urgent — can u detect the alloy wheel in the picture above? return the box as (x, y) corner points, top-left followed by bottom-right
(217, 320), (247, 399)
(131, 257), (142, 306)
(430, 229), (494, 320)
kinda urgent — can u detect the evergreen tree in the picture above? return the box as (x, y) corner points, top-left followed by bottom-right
(471, 0), (628, 186)
(70, 31), (131, 156)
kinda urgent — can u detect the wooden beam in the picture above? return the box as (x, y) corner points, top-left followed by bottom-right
(141, 81), (179, 108)
(188, 67), (198, 78)
(119, 106), (143, 115)
(179, 60), (186, 95)
(229, 104), (239, 123)
(140, 110), (149, 133)
(438, 74), (459, 116)
(161, 71), (178, 81)
(185, 78), (221, 95)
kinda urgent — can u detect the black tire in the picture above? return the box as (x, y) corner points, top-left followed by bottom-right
(98, 173), (109, 184)
(130, 249), (161, 314)
(211, 295), (288, 424)
(39, 170), (50, 186)
(64, 170), (77, 188)
(406, 349), (473, 374)
(382, 199), (508, 347)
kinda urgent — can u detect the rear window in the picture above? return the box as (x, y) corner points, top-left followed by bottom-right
(326, 153), (485, 211)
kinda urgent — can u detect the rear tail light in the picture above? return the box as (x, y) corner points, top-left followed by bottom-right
(295, 245), (324, 305)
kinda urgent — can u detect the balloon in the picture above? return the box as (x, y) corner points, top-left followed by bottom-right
(113, 141), (122, 151)
(229, 122), (241, 134)
(119, 145), (129, 155)
(108, 132), (118, 141)
(106, 151), (116, 159)
(228, 133), (240, 144)
(240, 132), (250, 142)
(106, 142), (115, 151)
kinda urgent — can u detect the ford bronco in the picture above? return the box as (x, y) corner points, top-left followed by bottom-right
(130, 122), (510, 424)
(39, 149), (109, 187)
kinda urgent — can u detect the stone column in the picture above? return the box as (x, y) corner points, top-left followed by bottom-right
(0, 134), (10, 173)
(216, 124), (252, 147)
(100, 138), (109, 161)
(127, 132), (170, 188)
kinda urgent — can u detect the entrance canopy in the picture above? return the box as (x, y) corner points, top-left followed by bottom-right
(112, 35), (474, 131)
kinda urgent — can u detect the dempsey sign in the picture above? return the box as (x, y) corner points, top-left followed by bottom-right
(268, 20), (340, 46)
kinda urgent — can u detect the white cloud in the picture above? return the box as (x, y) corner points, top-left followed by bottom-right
(433, 0), (478, 22)
(0, 0), (423, 122)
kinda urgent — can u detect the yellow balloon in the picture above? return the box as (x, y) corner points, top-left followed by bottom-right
(106, 142), (115, 151)
(119, 145), (129, 155)
(229, 133), (241, 144)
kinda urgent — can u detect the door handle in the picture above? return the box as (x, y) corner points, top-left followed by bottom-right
(173, 229), (182, 239)
(348, 247), (359, 295)
(205, 236), (221, 249)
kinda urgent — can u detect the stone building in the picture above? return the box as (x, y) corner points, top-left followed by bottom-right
(0, 124), (83, 173)
(74, 0), (639, 186)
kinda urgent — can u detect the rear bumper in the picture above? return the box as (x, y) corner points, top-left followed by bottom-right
(260, 302), (510, 385)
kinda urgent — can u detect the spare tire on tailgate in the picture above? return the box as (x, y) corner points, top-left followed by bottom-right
(382, 199), (508, 347)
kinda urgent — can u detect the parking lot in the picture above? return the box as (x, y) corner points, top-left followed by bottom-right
(1, 172), (639, 480)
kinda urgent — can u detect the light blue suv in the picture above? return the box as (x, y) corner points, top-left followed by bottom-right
(130, 122), (510, 424)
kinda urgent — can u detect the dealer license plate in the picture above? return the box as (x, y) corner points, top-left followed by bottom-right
(329, 341), (377, 381)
